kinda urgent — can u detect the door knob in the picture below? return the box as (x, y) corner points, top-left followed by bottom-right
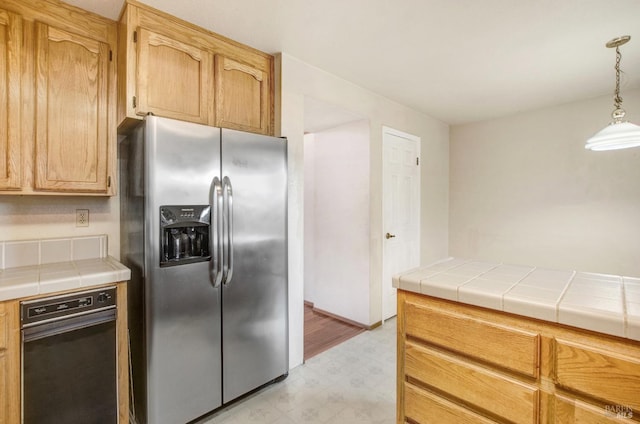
(385, 232), (396, 239)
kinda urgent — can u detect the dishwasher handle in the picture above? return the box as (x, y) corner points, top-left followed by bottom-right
(22, 308), (116, 343)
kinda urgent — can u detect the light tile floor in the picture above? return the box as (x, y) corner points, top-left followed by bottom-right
(199, 318), (397, 424)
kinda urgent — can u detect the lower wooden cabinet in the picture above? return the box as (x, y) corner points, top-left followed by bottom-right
(0, 300), (20, 424)
(397, 290), (640, 423)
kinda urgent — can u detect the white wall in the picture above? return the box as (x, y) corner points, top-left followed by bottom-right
(0, 196), (120, 258)
(304, 120), (371, 325)
(278, 53), (450, 368)
(450, 89), (640, 277)
(303, 133), (316, 302)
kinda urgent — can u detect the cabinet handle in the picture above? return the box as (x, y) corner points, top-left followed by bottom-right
(385, 232), (396, 239)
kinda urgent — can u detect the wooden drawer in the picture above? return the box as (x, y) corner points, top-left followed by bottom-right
(404, 297), (540, 377)
(555, 339), (640, 411)
(405, 341), (539, 424)
(554, 394), (634, 423)
(404, 382), (498, 424)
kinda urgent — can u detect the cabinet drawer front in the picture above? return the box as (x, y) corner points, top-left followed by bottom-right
(405, 299), (540, 377)
(405, 382), (498, 424)
(405, 341), (539, 424)
(554, 394), (633, 423)
(555, 339), (640, 411)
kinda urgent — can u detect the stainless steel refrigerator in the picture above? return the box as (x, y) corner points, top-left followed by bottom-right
(119, 116), (288, 424)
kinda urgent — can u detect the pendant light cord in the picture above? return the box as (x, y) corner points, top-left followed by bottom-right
(612, 45), (626, 121)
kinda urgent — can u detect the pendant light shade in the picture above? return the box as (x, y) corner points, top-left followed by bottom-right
(585, 121), (640, 151)
(585, 35), (640, 151)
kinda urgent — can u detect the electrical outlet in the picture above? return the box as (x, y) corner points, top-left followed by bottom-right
(76, 209), (89, 227)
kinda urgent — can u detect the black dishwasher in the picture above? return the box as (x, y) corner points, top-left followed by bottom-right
(21, 287), (118, 424)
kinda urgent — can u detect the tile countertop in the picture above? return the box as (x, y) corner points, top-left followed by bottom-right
(0, 235), (131, 302)
(393, 257), (640, 342)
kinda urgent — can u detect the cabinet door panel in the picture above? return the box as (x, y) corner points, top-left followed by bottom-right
(555, 338), (640, 411)
(35, 23), (109, 193)
(0, 352), (6, 424)
(136, 28), (212, 124)
(554, 394), (632, 423)
(214, 55), (271, 135)
(0, 300), (19, 424)
(0, 9), (21, 190)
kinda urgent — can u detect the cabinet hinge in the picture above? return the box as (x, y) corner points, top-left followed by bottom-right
(109, 50), (113, 62)
(107, 176), (111, 187)
(416, 157), (420, 166)
(132, 96), (137, 108)
(133, 31), (137, 43)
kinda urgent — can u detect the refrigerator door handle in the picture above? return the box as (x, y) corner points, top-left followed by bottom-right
(222, 176), (234, 285)
(210, 177), (224, 288)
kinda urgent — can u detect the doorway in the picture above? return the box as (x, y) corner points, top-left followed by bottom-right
(381, 126), (421, 321)
(303, 97), (369, 359)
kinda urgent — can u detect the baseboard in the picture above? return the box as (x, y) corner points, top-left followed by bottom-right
(304, 301), (380, 330)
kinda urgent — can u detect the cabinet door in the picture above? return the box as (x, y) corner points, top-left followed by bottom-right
(136, 27), (212, 124)
(0, 9), (21, 190)
(214, 55), (271, 135)
(554, 394), (632, 423)
(555, 338), (640, 411)
(0, 300), (19, 424)
(34, 23), (110, 193)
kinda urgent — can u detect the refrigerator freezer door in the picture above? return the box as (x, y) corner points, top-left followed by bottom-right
(221, 129), (288, 403)
(145, 116), (223, 424)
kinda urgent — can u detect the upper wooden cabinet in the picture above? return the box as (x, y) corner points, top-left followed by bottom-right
(34, 23), (111, 193)
(0, 9), (21, 191)
(118, 1), (275, 136)
(214, 54), (271, 134)
(135, 27), (213, 124)
(0, 0), (117, 196)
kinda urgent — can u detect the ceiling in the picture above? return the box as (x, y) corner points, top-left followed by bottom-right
(64, 0), (640, 126)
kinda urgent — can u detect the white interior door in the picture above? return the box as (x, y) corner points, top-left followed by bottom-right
(382, 127), (420, 320)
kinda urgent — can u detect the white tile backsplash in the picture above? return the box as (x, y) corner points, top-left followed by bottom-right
(4, 240), (39, 268)
(71, 236), (107, 261)
(0, 235), (108, 269)
(41, 239), (72, 264)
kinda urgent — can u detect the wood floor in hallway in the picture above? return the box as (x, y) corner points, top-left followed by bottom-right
(304, 303), (365, 361)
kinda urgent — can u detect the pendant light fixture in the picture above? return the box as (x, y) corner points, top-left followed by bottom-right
(585, 35), (640, 151)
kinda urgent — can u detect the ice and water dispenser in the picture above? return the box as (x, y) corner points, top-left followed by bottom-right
(160, 205), (211, 266)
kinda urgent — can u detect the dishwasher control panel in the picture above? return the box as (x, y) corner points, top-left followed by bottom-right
(21, 287), (117, 327)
